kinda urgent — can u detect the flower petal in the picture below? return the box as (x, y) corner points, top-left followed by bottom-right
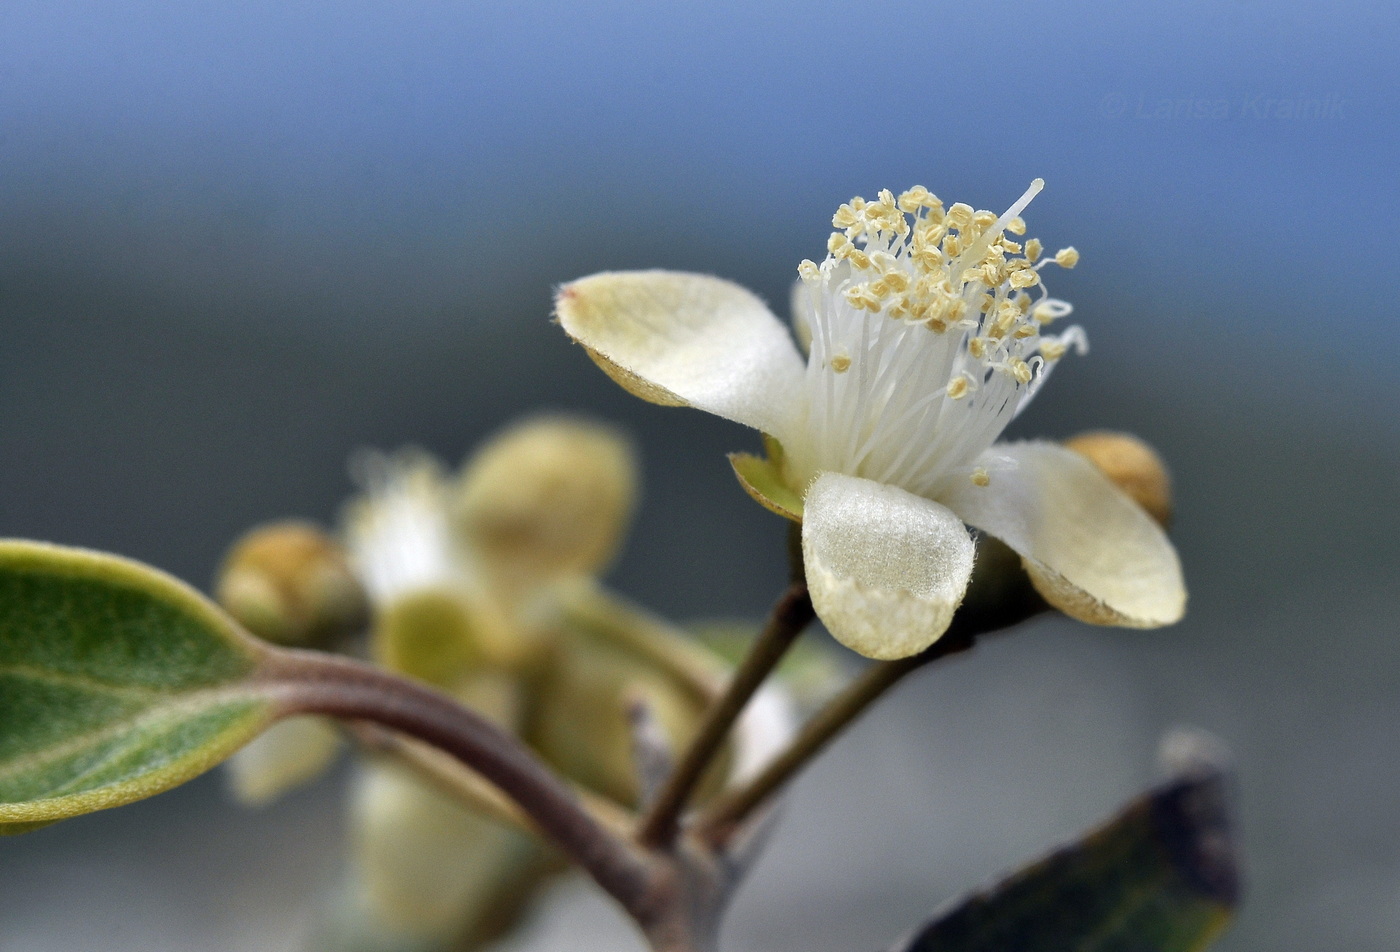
(801, 472), (975, 660)
(941, 441), (1186, 627)
(555, 271), (806, 439)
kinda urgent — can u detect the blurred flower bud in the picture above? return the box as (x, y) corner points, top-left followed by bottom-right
(1064, 431), (1173, 527)
(453, 417), (637, 593)
(318, 763), (556, 952)
(216, 521), (369, 648)
(225, 716), (343, 807)
(530, 636), (709, 807)
(375, 589), (519, 691)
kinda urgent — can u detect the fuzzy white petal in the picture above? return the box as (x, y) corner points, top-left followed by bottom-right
(556, 271), (806, 440)
(941, 441), (1186, 627)
(801, 472), (975, 660)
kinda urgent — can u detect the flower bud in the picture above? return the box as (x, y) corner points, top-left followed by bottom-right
(453, 417), (637, 590)
(374, 589), (520, 690)
(327, 763), (556, 951)
(1064, 431), (1173, 527)
(215, 521), (369, 647)
(530, 638), (710, 808)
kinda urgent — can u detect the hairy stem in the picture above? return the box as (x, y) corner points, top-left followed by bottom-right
(256, 648), (659, 922)
(635, 582), (814, 850)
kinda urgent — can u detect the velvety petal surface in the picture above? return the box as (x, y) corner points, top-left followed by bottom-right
(941, 441), (1186, 627)
(555, 271), (806, 440)
(801, 472), (975, 660)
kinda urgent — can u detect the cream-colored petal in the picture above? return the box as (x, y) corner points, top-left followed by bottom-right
(941, 441), (1185, 627)
(555, 271), (806, 440)
(801, 472), (975, 660)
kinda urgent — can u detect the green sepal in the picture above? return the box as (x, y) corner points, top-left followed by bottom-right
(894, 733), (1239, 952)
(729, 440), (804, 523)
(0, 540), (279, 831)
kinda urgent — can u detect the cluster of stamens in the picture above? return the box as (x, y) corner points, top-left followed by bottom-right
(798, 179), (1080, 393)
(785, 180), (1088, 494)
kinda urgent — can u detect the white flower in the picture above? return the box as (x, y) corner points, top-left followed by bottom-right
(556, 180), (1185, 660)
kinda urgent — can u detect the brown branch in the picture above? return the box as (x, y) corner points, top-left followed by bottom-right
(255, 648), (658, 922)
(697, 561), (1048, 846)
(635, 582), (814, 850)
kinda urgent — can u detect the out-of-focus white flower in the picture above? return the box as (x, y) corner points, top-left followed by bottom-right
(556, 181), (1185, 660)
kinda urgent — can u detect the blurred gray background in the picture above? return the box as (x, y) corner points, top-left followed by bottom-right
(1, 0), (1397, 949)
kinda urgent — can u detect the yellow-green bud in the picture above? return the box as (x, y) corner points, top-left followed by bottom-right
(374, 589), (519, 691)
(1064, 430), (1173, 527)
(453, 417), (637, 589)
(215, 521), (369, 647)
(530, 640), (713, 808)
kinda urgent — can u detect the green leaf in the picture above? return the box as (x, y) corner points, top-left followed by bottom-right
(0, 540), (279, 833)
(894, 732), (1239, 952)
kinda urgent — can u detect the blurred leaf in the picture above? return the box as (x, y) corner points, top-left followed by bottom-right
(893, 732), (1239, 952)
(0, 541), (278, 833)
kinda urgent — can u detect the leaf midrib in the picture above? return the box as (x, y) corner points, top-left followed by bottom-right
(0, 663), (167, 701)
(0, 685), (265, 791)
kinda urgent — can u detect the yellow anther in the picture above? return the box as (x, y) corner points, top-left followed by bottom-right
(990, 311), (1016, 339)
(970, 468), (991, 487)
(869, 279), (890, 298)
(913, 249), (943, 271)
(828, 232), (852, 257)
(1006, 216), (1027, 236)
(946, 203), (974, 231)
(943, 234), (962, 257)
(1010, 357), (1033, 384)
(1009, 268), (1040, 289)
(847, 249), (872, 271)
(1032, 303), (1057, 324)
(798, 259), (821, 282)
(882, 270), (910, 293)
(1013, 323), (1038, 339)
(1025, 238), (1043, 262)
(870, 250), (898, 273)
(898, 186), (941, 212)
(1054, 246), (1080, 269)
(1040, 340), (1068, 360)
(968, 336), (988, 359)
(830, 354), (852, 373)
(947, 376), (970, 400)
(833, 205), (860, 229)
(972, 210), (998, 231)
(1000, 239), (1022, 254)
(925, 317), (948, 333)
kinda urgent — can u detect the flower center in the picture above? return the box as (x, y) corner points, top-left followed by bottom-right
(787, 180), (1086, 498)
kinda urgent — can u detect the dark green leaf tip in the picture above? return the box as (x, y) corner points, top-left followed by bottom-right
(894, 729), (1240, 952)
